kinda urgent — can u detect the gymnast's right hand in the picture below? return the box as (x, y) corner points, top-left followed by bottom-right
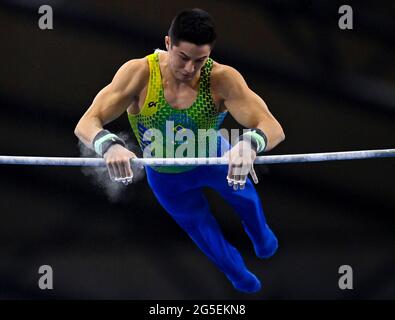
(103, 144), (137, 185)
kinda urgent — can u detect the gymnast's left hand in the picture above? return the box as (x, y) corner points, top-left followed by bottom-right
(224, 140), (258, 190)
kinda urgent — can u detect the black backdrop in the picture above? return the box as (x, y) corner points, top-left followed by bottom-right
(0, 0), (394, 299)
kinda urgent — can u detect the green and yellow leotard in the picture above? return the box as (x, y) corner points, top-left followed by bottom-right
(128, 50), (227, 173)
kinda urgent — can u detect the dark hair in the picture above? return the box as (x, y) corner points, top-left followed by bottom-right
(168, 8), (217, 47)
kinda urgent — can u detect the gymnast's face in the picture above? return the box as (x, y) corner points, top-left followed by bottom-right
(165, 36), (211, 82)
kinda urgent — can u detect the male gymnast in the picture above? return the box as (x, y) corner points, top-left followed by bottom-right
(75, 8), (285, 293)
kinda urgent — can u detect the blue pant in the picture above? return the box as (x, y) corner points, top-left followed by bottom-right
(146, 163), (278, 293)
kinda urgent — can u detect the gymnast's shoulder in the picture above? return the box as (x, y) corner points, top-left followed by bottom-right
(210, 61), (249, 98)
(110, 58), (150, 94)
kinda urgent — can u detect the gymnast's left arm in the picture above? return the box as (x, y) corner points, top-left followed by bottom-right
(216, 65), (285, 189)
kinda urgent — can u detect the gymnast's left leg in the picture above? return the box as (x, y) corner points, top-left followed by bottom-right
(206, 165), (279, 259)
(145, 166), (262, 293)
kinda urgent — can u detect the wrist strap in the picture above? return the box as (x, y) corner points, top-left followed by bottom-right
(92, 130), (126, 157)
(239, 128), (268, 153)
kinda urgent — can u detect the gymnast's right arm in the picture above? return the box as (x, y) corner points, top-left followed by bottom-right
(74, 58), (147, 181)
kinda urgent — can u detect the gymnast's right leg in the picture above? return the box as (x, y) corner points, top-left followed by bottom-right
(145, 167), (261, 293)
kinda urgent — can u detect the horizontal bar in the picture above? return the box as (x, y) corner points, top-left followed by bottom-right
(0, 149), (394, 167)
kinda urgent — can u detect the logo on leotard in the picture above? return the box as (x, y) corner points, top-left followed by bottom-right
(174, 124), (186, 133)
(148, 101), (158, 108)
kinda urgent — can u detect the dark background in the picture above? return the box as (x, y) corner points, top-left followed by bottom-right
(0, 0), (394, 299)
